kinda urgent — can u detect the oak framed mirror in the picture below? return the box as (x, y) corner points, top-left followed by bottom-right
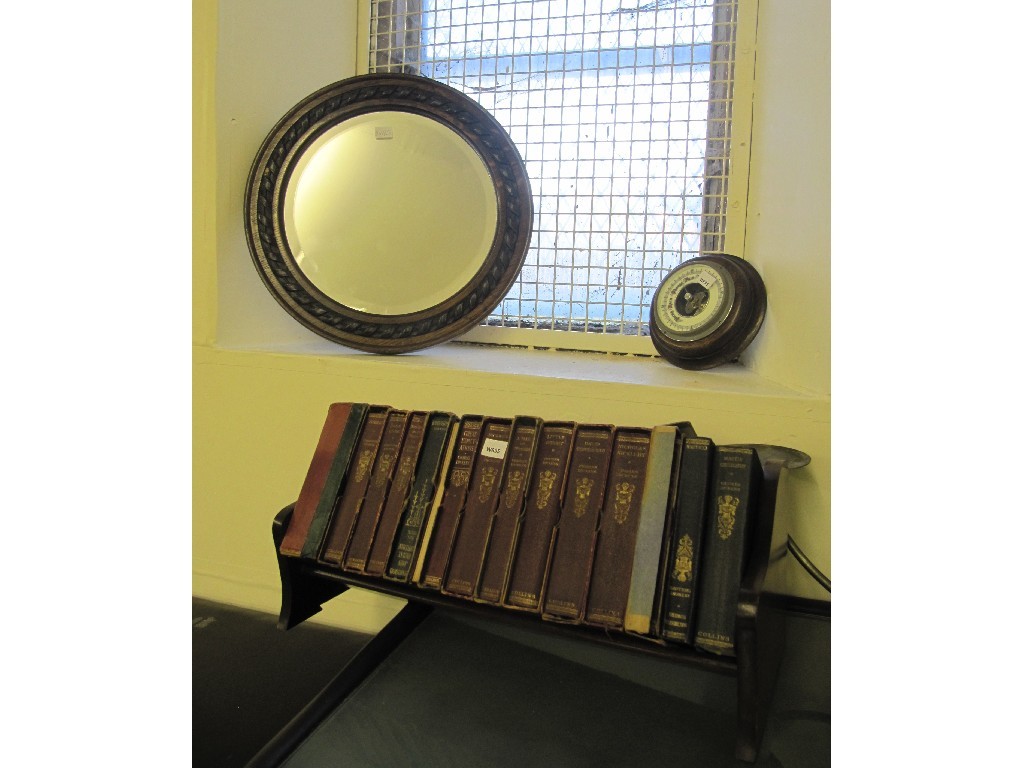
(244, 73), (533, 354)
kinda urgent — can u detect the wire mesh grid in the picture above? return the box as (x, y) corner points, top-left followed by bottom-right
(370, 0), (737, 338)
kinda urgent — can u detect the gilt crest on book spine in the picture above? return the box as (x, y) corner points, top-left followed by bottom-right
(673, 534), (694, 583)
(716, 495), (740, 539)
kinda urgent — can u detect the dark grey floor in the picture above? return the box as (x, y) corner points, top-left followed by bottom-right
(194, 597), (829, 768)
(193, 598), (372, 768)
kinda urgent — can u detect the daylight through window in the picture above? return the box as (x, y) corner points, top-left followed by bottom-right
(369, 0), (739, 342)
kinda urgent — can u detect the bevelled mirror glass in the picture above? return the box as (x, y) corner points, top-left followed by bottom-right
(245, 73), (533, 354)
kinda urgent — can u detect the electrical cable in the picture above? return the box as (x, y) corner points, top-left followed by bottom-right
(786, 536), (830, 593)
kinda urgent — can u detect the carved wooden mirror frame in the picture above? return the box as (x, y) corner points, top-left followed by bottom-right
(244, 73), (533, 354)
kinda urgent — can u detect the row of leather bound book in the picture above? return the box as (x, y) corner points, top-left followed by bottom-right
(279, 403), (764, 656)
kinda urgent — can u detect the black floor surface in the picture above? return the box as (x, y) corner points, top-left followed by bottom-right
(193, 598), (371, 768)
(194, 597), (829, 768)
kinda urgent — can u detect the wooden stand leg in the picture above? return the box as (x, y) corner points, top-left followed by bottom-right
(732, 446), (809, 761)
(273, 505), (349, 630)
(734, 596), (786, 761)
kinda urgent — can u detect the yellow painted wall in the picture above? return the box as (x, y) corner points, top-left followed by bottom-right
(193, 0), (831, 632)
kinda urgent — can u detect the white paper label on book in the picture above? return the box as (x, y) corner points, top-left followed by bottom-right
(481, 439), (509, 460)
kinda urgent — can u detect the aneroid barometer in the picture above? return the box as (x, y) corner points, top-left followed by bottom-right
(649, 254), (767, 370)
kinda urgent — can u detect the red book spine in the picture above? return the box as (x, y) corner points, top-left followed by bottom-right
(279, 403), (353, 557)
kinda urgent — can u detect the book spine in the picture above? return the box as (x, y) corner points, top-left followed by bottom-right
(583, 427), (653, 629)
(660, 436), (715, 644)
(442, 418), (515, 598)
(342, 410), (412, 572)
(623, 425), (679, 635)
(385, 414), (457, 583)
(541, 425), (615, 624)
(279, 402), (354, 557)
(298, 403), (371, 560)
(693, 446), (763, 656)
(317, 406), (390, 565)
(364, 412), (430, 577)
(475, 417), (541, 604)
(648, 428), (684, 636)
(503, 422), (575, 612)
(415, 415), (485, 588)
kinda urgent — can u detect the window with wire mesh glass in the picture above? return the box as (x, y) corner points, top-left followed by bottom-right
(369, 0), (738, 342)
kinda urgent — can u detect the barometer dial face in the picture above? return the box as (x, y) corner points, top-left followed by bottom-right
(652, 262), (736, 342)
(649, 254), (767, 370)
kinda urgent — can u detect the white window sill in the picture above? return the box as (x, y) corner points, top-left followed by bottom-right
(203, 337), (825, 412)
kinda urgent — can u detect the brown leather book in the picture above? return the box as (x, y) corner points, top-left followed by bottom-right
(442, 417), (515, 598)
(415, 415), (485, 589)
(342, 410), (413, 573)
(583, 427), (653, 629)
(475, 416), (541, 604)
(279, 402), (355, 558)
(540, 425), (615, 624)
(503, 421), (576, 611)
(363, 411), (431, 577)
(318, 405), (390, 565)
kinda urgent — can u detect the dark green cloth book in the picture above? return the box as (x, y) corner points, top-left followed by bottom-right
(693, 446), (762, 656)
(415, 415), (485, 589)
(660, 436), (715, 644)
(384, 413), (457, 583)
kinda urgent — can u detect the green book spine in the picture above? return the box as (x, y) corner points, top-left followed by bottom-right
(384, 413), (457, 583)
(660, 436), (715, 644)
(298, 403), (369, 560)
(416, 415), (485, 589)
(693, 446), (763, 656)
(319, 406), (391, 564)
(623, 425), (679, 635)
(280, 402), (354, 558)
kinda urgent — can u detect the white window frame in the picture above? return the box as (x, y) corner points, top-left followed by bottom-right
(355, 0), (758, 356)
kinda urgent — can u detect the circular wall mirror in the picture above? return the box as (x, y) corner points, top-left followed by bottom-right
(244, 73), (533, 354)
